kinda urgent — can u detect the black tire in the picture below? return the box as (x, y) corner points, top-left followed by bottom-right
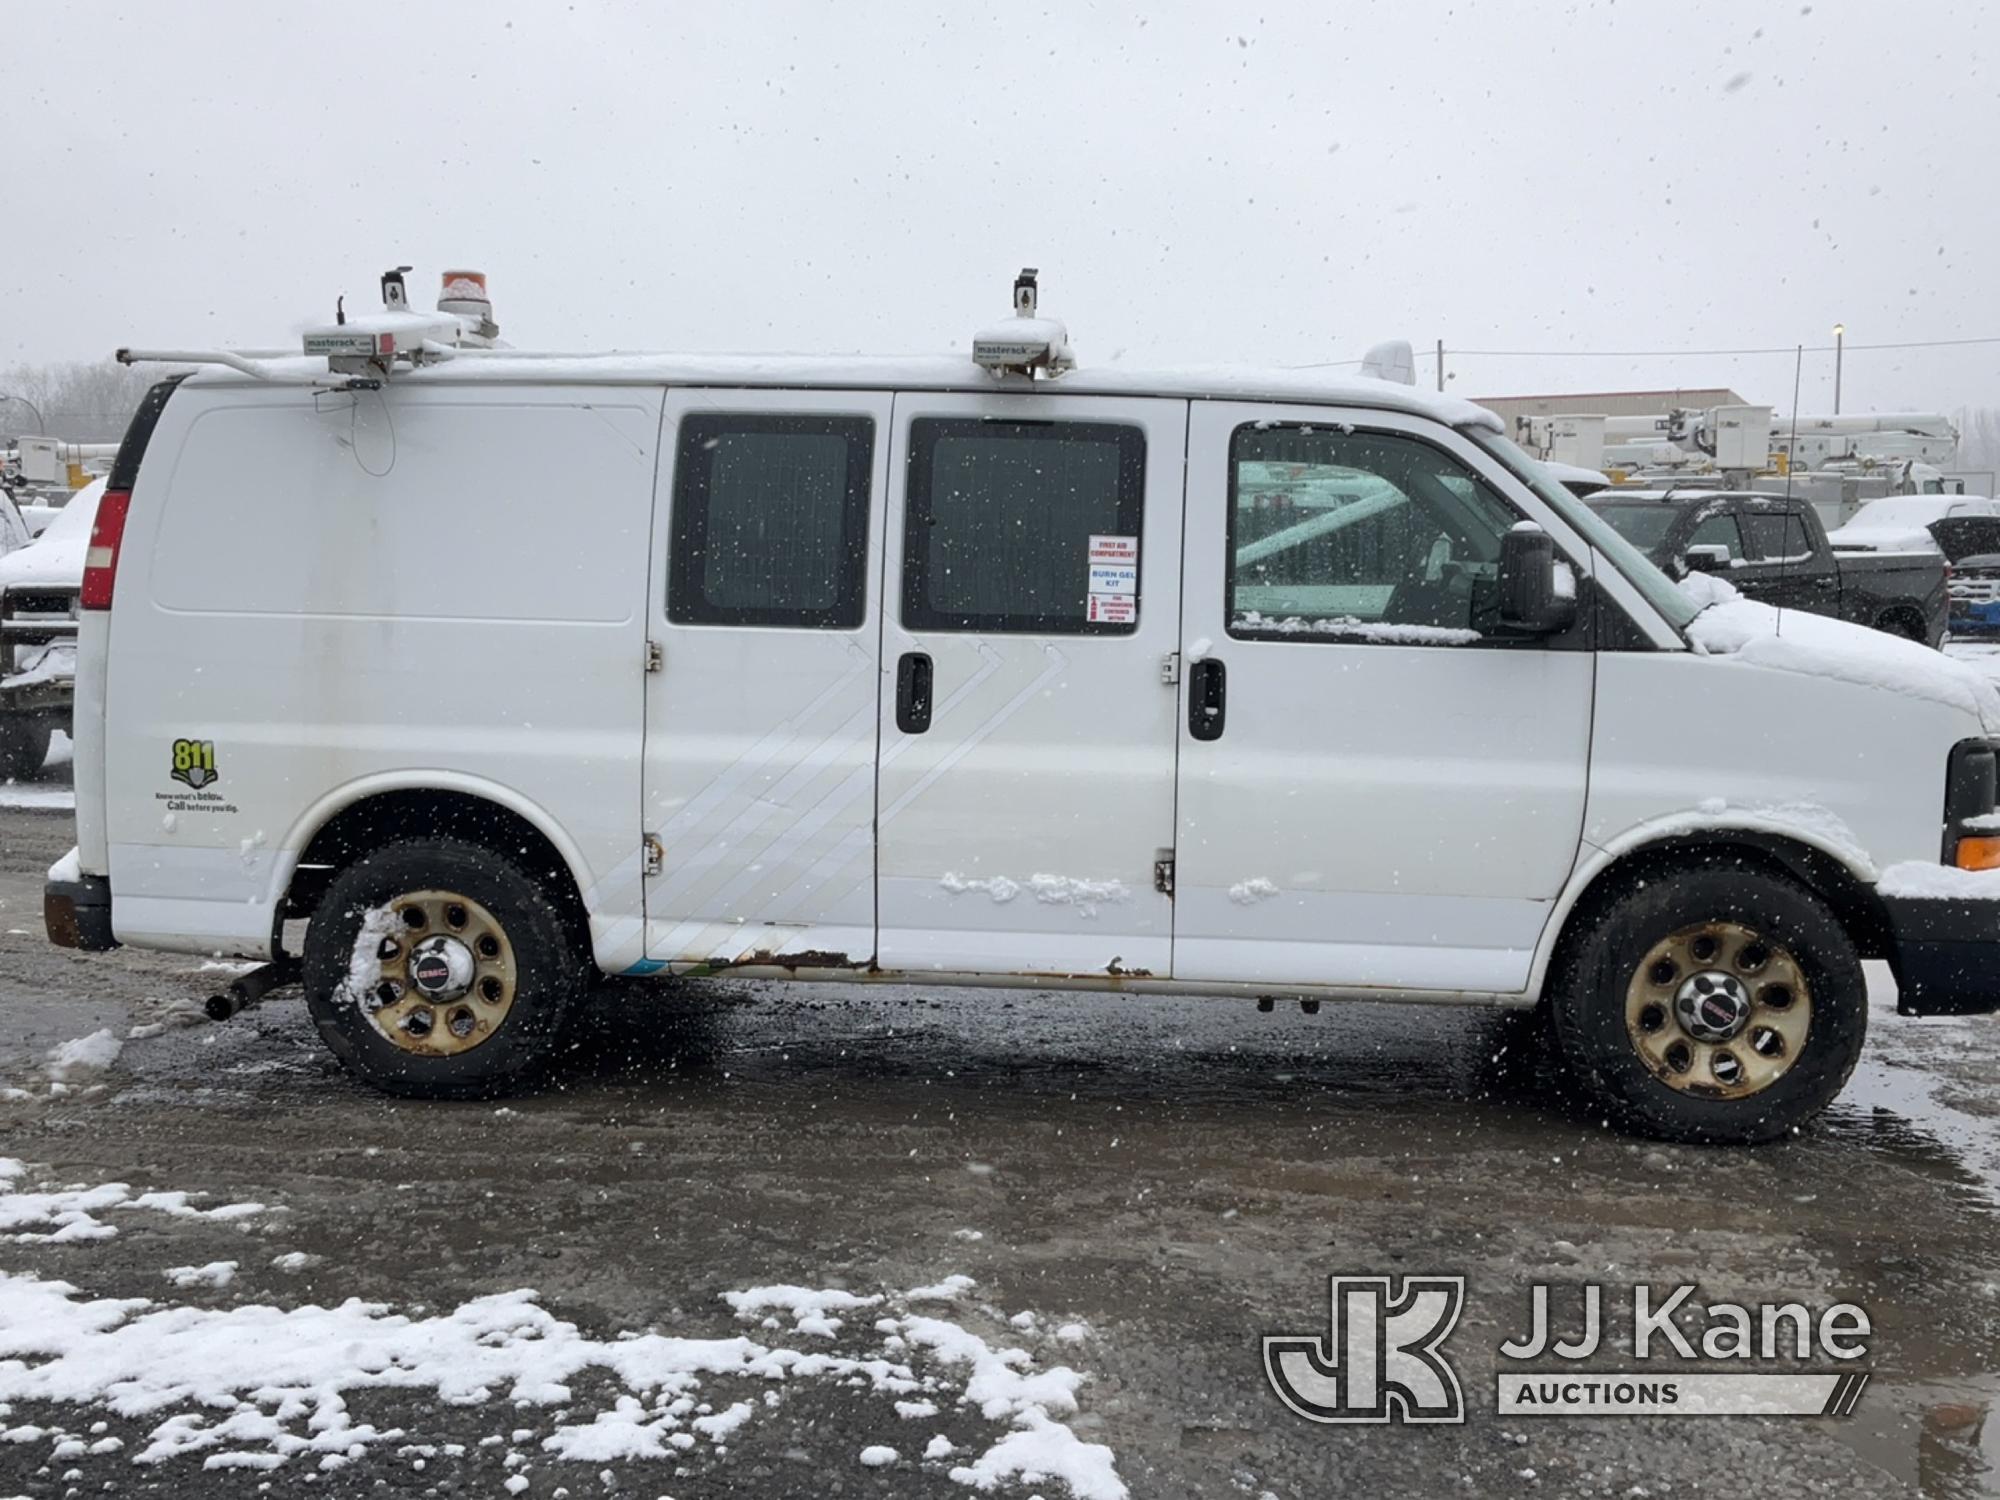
(1548, 863), (1866, 1144)
(0, 713), (53, 779)
(1873, 610), (1928, 646)
(302, 837), (586, 1099)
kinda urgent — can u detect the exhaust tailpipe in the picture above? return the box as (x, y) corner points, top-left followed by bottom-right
(204, 960), (301, 1022)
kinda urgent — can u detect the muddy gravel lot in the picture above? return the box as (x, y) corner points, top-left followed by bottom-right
(3, 772), (2000, 1498)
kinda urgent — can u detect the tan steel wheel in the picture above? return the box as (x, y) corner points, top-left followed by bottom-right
(1623, 920), (1811, 1099)
(359, 889), (518, 1057)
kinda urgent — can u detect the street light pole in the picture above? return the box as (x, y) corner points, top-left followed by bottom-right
(1832, 324), (1845, 415)
(0, 393), (45, 435)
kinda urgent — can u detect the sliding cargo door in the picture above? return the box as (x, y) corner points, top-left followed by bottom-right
(874, 392), (1188, 979)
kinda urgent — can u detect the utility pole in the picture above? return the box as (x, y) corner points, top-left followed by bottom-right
(1832, 324), (1845, 414)
(1436, 339), (1445, 393)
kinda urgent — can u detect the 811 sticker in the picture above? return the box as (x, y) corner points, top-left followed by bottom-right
(170, 738), (219, 790)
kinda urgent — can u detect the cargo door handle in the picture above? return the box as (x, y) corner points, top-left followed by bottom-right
(896, 652), (934, 734)
(1188, 658), (1226, 741)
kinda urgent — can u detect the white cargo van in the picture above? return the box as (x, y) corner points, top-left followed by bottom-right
(43, 276), (2000, 1142)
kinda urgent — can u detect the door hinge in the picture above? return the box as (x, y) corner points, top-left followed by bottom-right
(644, 640), (664, 673)
(643, 835), (664, 877)
(1154, 854), (1175, 897)
(1160, 651), (1181, 686)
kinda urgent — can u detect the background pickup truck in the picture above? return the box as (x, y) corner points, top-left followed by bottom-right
(0, 478), (98, 777)
(1586, 488), (1949, 647)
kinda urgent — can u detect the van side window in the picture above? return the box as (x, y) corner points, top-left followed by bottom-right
(667, 414), (874, 629)
(902, 418), (1145, 634)
(1227, 424), (1522, 643)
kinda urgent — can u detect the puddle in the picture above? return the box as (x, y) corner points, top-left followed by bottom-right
(1836, 1375), (2000, 1498)
(1825, 965), (2000, 1210)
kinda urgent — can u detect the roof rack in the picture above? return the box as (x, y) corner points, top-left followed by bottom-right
(118, 266), (502, 391)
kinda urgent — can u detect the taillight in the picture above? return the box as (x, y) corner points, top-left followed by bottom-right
(80, 488), (132, 611)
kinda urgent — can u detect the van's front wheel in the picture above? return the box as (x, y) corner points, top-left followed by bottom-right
(302, 838), (585, 1098)
(1549, 865), (1866, 1143)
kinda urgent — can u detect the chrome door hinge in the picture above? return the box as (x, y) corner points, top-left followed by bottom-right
(1154, 854), (1175, 897)
(643, 835), (664, 877)
(644, 640), (664, 673)
(1160, 651), (1181, 686)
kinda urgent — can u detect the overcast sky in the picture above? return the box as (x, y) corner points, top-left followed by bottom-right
(4, 0), (1994, 413)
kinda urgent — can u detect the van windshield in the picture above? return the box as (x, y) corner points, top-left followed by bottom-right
(1466, 429), (1701, 633)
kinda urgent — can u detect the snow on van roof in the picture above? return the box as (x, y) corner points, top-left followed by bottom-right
(177, 351), (1504, 430)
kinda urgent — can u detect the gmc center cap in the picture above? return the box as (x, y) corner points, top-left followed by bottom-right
(407, 935), (475, 1000)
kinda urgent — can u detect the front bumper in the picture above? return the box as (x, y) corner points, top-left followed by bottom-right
(1884, 895), (2000, 1016)
(44, 873), (117, 952)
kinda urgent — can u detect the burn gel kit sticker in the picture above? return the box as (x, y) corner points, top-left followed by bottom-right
(1088, 534), (1138, 624)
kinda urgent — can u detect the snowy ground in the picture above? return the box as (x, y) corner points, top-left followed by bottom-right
(4, 791), (2000, 1495)
(0, 730), (73, 812)
(1947, 640), (2000, 685)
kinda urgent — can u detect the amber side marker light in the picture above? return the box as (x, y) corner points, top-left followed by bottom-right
(1953, 835), (2000, 871)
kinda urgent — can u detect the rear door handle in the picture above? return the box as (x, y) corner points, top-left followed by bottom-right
(1188, 657), (1226, 741)
(896, 651), (934, 734)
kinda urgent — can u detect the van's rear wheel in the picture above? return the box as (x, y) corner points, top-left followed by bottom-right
(303, 838), (585, 1098)
(1549, 865), (1866, 1143)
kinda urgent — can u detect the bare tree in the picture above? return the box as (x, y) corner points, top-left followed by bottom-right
(0, 361), (162, 443)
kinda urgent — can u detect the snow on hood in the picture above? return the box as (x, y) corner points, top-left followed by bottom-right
(0, 484), (103, 596)
(0, 478), (103, 589)
(1680, 572), (2000, 729)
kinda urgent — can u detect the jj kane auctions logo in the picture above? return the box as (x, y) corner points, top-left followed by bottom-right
(1266, 1276), (1871, 1422)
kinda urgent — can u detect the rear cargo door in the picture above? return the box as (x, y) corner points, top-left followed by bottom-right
(640, 388), (893, 971)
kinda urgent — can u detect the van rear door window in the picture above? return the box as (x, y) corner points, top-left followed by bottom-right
(901, 418), (1145, 634)
(668, 413), (874, 629)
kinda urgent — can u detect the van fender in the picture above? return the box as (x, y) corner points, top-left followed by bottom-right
(1527, 806), (1883, 999)
(276, 769), (602, 914)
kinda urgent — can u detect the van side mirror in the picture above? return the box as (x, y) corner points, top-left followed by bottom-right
(1497, 524), (1576, 635)
(1682, 544), (1730, 575)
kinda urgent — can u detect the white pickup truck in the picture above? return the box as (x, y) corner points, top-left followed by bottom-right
(0, 479), (95, 777)
(41, 278), (2000, 1145)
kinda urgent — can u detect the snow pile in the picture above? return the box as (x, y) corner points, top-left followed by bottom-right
(941, 873), (1130, 919)
(47, 846), (81, 884)
(1640, 797), (1878, 878)
(341, 903), (402, 1011)
(1232, 610), (1481, 647)
(0, 1255), (1125, 1497)
(1680, 575), (2000, 727)
(0, 1160), (266, 1244)
(163, 1262), (237, 1289)
(0, 479), (103, 588)
(719, 1284), (882, 1339)
(1878, 862), (2000, 900)
(941, 872), (1022, 904)
(1025, 875), (1129, 915)
(1676, 570), (1741, 609)
(1228, 878), (1280, 905)
(46, 1030), (122, 1083)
